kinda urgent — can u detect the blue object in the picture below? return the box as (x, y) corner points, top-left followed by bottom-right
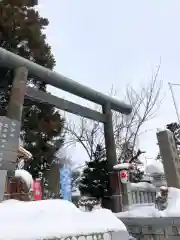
(60, 166), (72, 201)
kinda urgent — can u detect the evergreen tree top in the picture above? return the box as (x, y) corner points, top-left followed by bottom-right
(79, 143), (110, 199)
(0, 0), (65, 186)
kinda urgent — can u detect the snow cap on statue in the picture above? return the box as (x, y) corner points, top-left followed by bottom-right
(15, 169), (33, 191)
(160, 186), (168, 191)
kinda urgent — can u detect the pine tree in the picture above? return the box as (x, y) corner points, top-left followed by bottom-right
(0, 0), (65, 188)
(72, 170), (81, 191)
(79, 144), (110, 200)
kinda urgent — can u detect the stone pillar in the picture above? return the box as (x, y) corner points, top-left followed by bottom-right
(157, 130), (180, 188)
(0, 67), (28, 200)
(121, 182), (132, 211)
(109, 171), (123, 212)
(103, 103), (118, 211)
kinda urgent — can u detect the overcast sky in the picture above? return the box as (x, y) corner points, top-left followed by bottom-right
(38, 0), (180, 165)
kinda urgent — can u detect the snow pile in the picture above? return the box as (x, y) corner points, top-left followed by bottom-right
(15, 169), (33, 190)
(117, 187), (180, 218)
(129, 236), (137, 240)
(72, 188), (81, 197)
(145, 160), (164, 174)
(162, 187), (180, 217)
(0, 199), (128, 240)
(116, 203), (161, 218)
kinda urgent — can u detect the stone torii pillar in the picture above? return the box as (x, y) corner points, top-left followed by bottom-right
(0, 67), (28, 201)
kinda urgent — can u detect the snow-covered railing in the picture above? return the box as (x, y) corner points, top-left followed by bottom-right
(36, 233), (123, 240)
(116, 187), (180, 239)
(113, 163), (162, 208)
(130, 190), (156, 205)
(129, 182), (156, 205)
(37, 232), (125, 240)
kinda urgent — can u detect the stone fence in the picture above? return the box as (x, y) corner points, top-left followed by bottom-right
(39, 232), (116, 240)
(130, 189), (156, 205)
(118, 217), (180, 239)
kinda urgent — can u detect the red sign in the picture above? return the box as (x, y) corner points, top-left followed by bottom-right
(121, 171), (127, 178)
(120, 170), (128, 183)
(33, 179), (42, 200)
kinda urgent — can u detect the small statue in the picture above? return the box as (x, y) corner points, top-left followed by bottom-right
(155, 186), (168, 210)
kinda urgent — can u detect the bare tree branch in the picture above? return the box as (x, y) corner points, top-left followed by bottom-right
(66, 65), (162, 163)
(64, 118), (104, 160)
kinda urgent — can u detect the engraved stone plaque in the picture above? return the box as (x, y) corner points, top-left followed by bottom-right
(0, 117), (20, 171)
(0, 117), (20, 151)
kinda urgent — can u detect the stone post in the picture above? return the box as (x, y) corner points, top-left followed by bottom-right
(157, 130), (180, 188)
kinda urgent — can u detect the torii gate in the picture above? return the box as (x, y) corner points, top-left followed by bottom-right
(0, 47), (132, 211)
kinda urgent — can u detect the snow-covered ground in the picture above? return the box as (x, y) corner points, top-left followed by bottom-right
(0, 199), (128, 240)
(116, 203), (161, 218)
(116, 187), (180, 218)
